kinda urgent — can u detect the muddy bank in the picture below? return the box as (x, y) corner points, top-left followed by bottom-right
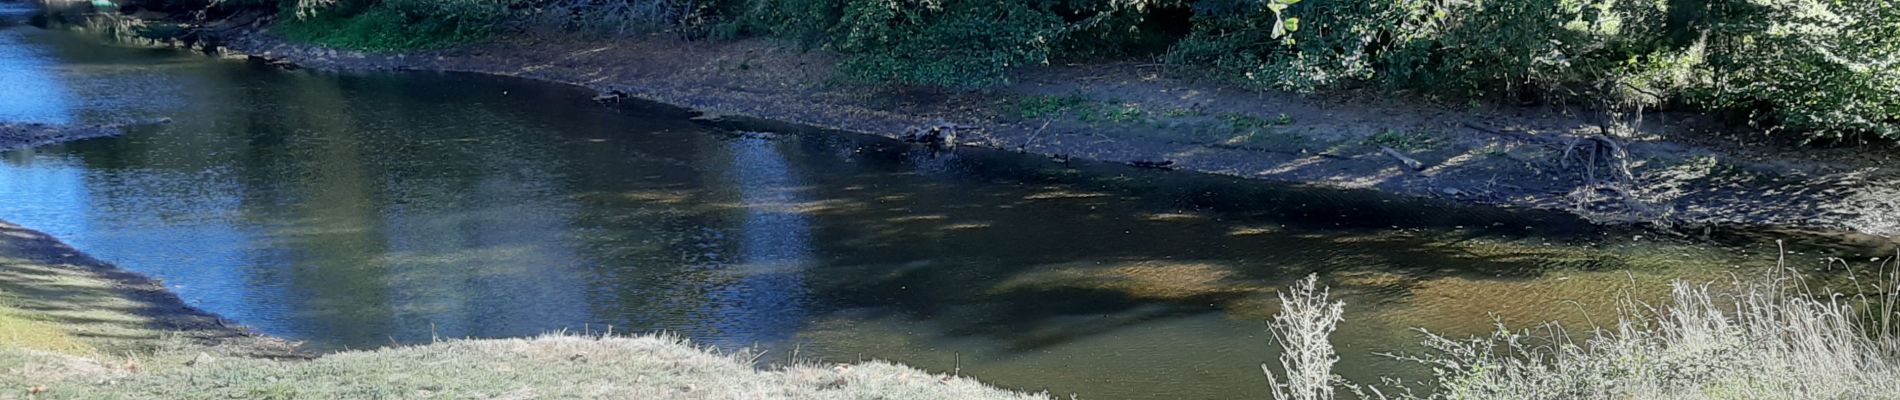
(14, 10), (1859, 239)
(0, 220), (298, 358)
(201, 29), (1900, 240)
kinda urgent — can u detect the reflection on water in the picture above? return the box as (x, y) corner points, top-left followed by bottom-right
(0, 3), (73, 124)
(1, 13), (1891, 399)
(702, 137), (814, 345)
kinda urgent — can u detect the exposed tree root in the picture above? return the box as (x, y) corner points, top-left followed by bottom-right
(1560, 134), (1672, 225)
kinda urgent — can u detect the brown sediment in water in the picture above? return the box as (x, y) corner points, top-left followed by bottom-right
(0, 122), (128, 152)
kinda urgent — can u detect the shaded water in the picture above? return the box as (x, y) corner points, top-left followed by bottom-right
(2, 8), (1891, 398)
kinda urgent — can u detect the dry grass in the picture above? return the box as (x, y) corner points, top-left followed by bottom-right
(1262, 275), (1347, 400)
(1263, 256), (1900, 400)
(9, 333), (1054, 400)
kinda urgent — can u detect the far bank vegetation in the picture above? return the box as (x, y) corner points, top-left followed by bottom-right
(109, 0), (1896, 144)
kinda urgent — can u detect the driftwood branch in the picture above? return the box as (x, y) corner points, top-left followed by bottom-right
(1381, 147), (1425, 171)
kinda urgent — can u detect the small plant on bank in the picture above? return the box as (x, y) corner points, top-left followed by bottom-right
(1016, 94), (1091, 119)
(1162, 107), (1201, 118)
(1104, 104), (1147, 124)
(1219, 112), (1293, 130)
(1365, 129), (1433, 150)
(1263, 274), (1347, 400)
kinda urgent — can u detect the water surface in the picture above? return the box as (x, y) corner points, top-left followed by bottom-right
(1, 10), (1886, 399)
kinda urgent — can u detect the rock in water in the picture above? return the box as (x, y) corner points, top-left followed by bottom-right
(1129, 160), (1175, 169)
(900, 120), (969, 148)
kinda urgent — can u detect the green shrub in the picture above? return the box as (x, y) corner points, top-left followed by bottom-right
(1169, 0), (1898, 142)
(249, 0), (1897, 141)
(705, 0), (843, 43)
(704, 0), (1187, 86)
(280, 0), (510, 51)
(1686, 0), (1900, 142)
(519, 0), (711, 37)
(831, 0), (1065, 87)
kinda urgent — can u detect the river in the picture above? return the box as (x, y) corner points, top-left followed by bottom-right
(1, 5), (1888, 398)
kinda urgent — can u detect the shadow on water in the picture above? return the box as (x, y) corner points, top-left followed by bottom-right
(2, 16), (1896, 399)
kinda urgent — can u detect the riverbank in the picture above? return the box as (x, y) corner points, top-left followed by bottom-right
(195, 24), (1899, 240)
(0, 220), (1050, 399)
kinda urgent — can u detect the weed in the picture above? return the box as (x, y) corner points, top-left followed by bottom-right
(1162, 107), (1201, 118)
(1104, 104), (1146, 124)
(1218, 113), (1268, 129)
(1218, 112), (1293, 130)
(1365, 129), (1433, 150)
(1016, 94), (1090, 119)
(1263, 274), (1346, 400)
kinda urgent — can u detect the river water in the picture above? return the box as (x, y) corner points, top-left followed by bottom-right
(1, 6), (1889, 398)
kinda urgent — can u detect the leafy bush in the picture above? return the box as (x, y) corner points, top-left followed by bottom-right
(695, 0), (1190, 85)
(519, 0), (708, 37)
(830, 0), (1065, 87)
(251, 0), (1896, 141)
(1687, 0), (1900, 142)
(1170, 0), (1899, 142)
(278, 0), (510, 51)
(703, 0), (843, 43)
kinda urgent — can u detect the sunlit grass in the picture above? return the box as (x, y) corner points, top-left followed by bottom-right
(1264, 260), (1900, 400)
(0, 303), (90, 356)
(13, 333), (1053, 400)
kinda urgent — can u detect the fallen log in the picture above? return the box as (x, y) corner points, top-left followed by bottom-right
(1381, 146), (1425, 171)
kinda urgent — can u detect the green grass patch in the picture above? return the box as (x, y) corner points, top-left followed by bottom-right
(1016, 94), (1092, 119)
(0, 303), (90, 356)
(1365, 128), (1435, 150)
(1217, 112), (1292, 130)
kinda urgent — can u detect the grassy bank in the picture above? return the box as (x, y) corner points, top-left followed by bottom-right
(8, 334), (1052, 399)
(0, 221), (1047, 399)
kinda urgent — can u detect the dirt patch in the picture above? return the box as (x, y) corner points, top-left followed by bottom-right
(135, 25), (1900, 240)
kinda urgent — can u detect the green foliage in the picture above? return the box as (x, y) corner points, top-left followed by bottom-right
(831, 0), (1065, 87)
(1170, 0), (1900, 142)
(703, 0), (842, 42)
(247, 0), (1896, 141)
(279, 0), (510, 51)
(1685, 0), (1900, 142)
(519, 0), (712, 38)
(1017, 93), (1092, 118)
(1365, 128), (1433, 149)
